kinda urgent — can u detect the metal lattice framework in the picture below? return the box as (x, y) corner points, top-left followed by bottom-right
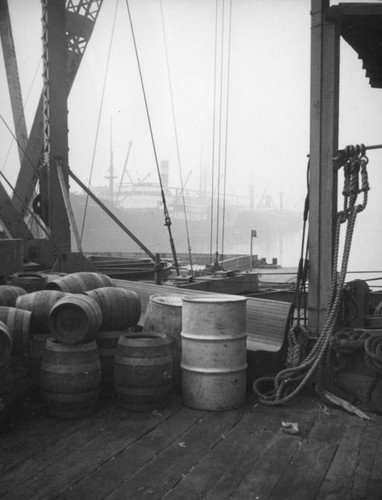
(11, 0), (104, 217)
(0, 0), (103, 264)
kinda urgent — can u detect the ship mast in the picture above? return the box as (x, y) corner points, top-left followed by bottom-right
(105, 117), (116, 203)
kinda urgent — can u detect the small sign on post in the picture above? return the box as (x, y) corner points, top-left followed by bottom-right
(250, 230), (257, 271)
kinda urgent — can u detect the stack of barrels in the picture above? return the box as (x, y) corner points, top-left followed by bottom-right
(0, 284), (31, 424)
(84, 287), (141, 399)
(1, 271), (249, 420)
(44, 272), (142, 417)
(41, 272), (114, 418)
(0, 271), (144, 421)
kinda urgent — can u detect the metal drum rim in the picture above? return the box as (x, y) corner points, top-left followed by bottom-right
(182, 295), (247, 304)
(45, 338), (97, 352)
(118, 333), (171, 347)
(149, 295), (183, 308)
(181, 331), (247, 341)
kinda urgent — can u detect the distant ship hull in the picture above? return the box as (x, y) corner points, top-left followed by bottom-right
(70, 193), (302, 265)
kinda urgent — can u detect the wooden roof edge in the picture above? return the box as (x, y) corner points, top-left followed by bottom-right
(326, 2), (382, 21)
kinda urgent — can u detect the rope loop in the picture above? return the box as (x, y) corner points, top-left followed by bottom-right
(286, 324), (310, 368)
(364, 335), (382, 374)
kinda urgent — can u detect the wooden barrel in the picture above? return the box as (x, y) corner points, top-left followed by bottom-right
(9, 354), (29, 403)
(48, 295), (102, 345)
(8, 272), (48, 293)
(0, 285), (27, 307)
(42, 272), (67, 285)
(0, 363), (16, 425)
(45, 272), (114, 293)
(27, 333), (49, 402)
(181, 295), (247, 411)
(86, 287), (141, 330)
(143, 295), (183, 391)
(40, 338), (101, 419)
(114, 334), (173, 411)
(0, 306), (31, 354)
(0, 320), (12, 367)
(16, 290), (67, 334)
(96, 329), (124, 397)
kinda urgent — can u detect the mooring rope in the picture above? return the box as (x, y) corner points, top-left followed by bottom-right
(326, 328), (382, 413)
(365, 335), (382, 411)
(253, 145), (370, 405)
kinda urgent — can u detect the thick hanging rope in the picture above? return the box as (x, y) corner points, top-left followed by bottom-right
(328, 327), (382, 413)
(125, 0), (179, 273)
(253, 144), (370, 405)
(286, 157), (311, 368)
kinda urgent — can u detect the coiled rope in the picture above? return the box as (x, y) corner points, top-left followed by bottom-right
(327, 327), (382, 413)
(253, 145), (370, 405)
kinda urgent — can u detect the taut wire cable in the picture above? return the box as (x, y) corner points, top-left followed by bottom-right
(80, 0), (119, 242)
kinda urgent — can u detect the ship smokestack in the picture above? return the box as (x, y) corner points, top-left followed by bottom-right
(160, 160), (169, 188)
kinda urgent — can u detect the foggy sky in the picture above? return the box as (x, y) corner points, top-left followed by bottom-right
(1, 0), (382, 269)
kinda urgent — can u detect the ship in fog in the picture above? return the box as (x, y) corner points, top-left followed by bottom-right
(70, 158), (302, 265)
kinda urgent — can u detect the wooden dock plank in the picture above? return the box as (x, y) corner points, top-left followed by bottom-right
(351, 420), (382, 500)
(164, 402), (318, 500)
(365, 418), (382, 500)
(165, 412), (293, 499)
(104, 407), (246, 499)
(316, 417), (369, 499)
(0, 405), (135, 496)
(0, 406), (109, 476)
(228, 430), (302, 500)
(265, 438), (338, 499)
(0, 402), (181, 500)
(1, 390), (382, 500)
(58, 406), (207, 499)
(226, 404), (346, 500)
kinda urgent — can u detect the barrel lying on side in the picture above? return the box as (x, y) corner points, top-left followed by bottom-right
(114, 334), (173, 411)
(8, 272), (48, 293)
(86, 287), (141, 330)
(48, 295), (102, 345)
(45, 272), (114, 293)
(0, 286), (27, 307)
(0, 320), (12, 367)
(16, 290), (67, 333)
(0, 307), (32, 354)
(40, 338), (101, 418)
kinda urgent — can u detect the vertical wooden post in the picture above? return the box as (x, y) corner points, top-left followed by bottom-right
(308, 0), (340, 333)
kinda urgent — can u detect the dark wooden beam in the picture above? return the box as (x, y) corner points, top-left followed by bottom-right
(308, 0), (340, 333)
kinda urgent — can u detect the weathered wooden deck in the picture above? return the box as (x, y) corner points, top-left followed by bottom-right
(1, 388), (381, 500)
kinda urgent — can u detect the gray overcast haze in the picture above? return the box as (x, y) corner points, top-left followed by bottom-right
(1, 0), (382, 269)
